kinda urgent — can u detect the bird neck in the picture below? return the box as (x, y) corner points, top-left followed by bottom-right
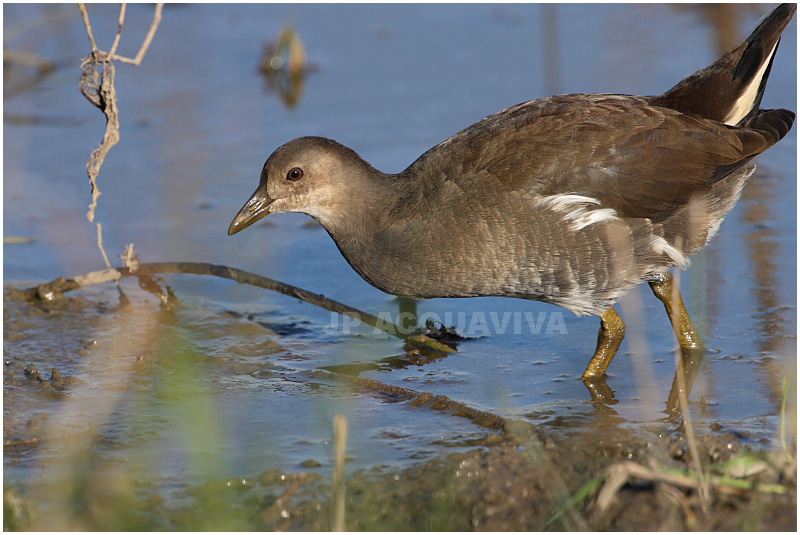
(318, 170), (400, 240)
(313, 171), (417, 290)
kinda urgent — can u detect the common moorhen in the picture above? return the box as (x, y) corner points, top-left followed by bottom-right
(230, 4), (796, 379)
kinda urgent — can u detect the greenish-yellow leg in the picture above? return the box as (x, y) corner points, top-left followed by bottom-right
(648, 272), (704, 351)
(582, 306), (626, 379)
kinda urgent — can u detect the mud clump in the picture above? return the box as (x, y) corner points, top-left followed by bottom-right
(250, 424), (796, 531)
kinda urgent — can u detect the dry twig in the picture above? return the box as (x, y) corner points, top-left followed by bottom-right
(107, 3), (126, 57)
(591, 458), (779, 522)
(76, 3), (163, 274)
(111, 3), (163, 65)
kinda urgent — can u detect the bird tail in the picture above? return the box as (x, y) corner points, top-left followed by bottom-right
(649, 3), (796, 125)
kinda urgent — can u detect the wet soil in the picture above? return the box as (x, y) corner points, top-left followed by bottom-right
(3, 289), (796, 531)
(5, 408), (796, 530)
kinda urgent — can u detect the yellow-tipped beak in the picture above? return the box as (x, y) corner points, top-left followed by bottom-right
(228, 187), (274, 235)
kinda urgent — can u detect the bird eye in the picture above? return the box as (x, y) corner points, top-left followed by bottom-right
(287, 167), (303, 181)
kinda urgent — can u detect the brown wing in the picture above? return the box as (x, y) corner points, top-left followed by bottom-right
(404, 94), (793, 222)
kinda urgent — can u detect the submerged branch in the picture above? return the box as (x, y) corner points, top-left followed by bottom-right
(314, 369), (507, 430)
(9, 262), (434, 343)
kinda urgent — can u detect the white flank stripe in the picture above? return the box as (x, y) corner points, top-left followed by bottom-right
(540, 194), (600, 211)
(539, 193), (619, 230)
(539, 194), (619, 231)
(567, 208), (619, 231)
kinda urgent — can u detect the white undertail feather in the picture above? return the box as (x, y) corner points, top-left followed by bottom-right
(651, 236), (691, 270)
(705, 220), (723, 243)
(724, 42), (779, 125)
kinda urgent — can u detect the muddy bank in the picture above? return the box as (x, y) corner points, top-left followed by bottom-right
(3, 290), (795, 531)
(5, 414), (795, 531)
